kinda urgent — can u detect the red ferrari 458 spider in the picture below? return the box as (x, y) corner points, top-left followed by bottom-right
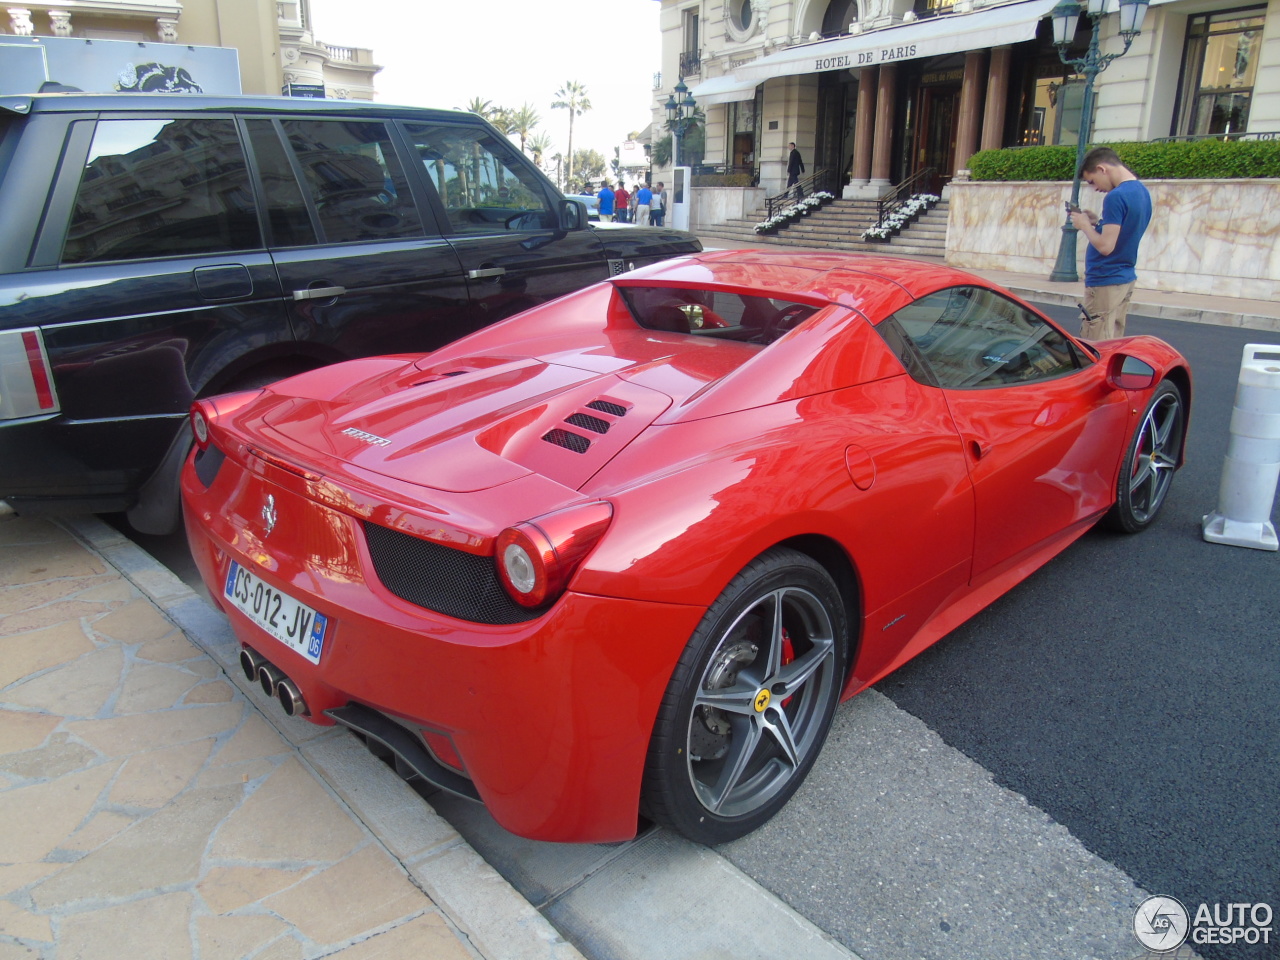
(182, 251), (1191, 844)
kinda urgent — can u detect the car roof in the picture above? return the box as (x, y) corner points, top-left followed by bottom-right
(9, 92), (478, 123)
(617, 249), (986, 313)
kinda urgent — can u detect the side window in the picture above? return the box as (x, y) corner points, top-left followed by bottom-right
(885, 286), (1084, 388)
(620, 285), (819, 344)
(244, 119), (317, 248)
(278, 118), (423, 244)
(62, 118), (260, 264)
(402, 122), (554, 234)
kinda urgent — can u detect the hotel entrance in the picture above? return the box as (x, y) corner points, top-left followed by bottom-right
(910, 56), (965, 193)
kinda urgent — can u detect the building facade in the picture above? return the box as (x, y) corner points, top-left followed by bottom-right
(3, 0), (378, 98)
(655, 0), (1280, 198)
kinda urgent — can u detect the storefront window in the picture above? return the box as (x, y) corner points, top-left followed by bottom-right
(1174, 7), (1265, 136)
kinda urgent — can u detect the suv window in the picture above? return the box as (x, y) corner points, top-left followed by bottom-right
(404, 123), (555, 234)
(244, 119), (317, 248)
(279, 118), (423, 244)
(885, 286), (1084, 388)
(62, 118), (260, 264)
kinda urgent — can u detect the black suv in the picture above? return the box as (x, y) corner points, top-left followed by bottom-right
(0, 93), (700, 532)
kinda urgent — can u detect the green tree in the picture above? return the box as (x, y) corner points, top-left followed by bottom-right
(611, 146), (621, 181)
(509, 102), (541, 154)
(570, 148), (607, 192)
(489, 107), (515, 136)
(463, 97), (495, 120)
(528, 131), (553, 168)
(656, 109), (705, 168)
(551, 80), (591, 187)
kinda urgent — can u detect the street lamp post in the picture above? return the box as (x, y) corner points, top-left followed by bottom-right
(1048, 0), (1151, 283)
(664, 78), (697, 168)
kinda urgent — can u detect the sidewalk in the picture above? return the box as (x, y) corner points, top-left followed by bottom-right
(0, 508), (582, 960)
(697, 235), (1280, 333)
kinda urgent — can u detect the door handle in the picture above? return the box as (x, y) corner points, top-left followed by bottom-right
(293, 285), (346, 301)
(466, 267), (507, 280)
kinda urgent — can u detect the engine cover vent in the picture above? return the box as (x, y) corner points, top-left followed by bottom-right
(564, 413), (610, 434)
(542, 428), (591, 453)
(586, 399), (627, 417)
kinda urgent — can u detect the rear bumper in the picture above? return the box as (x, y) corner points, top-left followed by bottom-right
(182, 450), (704, 842)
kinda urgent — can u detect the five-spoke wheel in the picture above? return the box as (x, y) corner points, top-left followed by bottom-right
(643, 549), (847, 844)
(1105, 380), (1185, 533)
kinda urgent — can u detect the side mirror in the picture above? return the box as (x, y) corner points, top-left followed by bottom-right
(1107, 354), (1157, 390)
(559, 198), (587, 232)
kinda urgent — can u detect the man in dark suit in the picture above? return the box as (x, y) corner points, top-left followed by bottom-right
(787, 142), (805, 198)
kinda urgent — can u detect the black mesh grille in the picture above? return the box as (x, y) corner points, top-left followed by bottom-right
(542, 429), (590, 453)
(587, 400), (627, 417)
(193, 444), (226, 488)
(362, 522), (543, 624)
(564, 413), (610, 434)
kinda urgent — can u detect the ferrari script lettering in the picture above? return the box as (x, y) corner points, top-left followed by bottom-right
(341, 427), (392, 447)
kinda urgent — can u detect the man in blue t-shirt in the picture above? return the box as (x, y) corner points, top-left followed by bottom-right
(596, 182), (615, 222)
(1068, 147), (1152, 339)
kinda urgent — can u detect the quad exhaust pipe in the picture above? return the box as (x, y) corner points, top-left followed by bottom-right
(238, 646), (308, 717)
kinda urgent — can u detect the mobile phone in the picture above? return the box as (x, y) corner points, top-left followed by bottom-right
(1065, 201), (1082, 213)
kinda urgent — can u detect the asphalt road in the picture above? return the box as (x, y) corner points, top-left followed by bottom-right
(110, 308), (1279, 960)
(866, 309), (1279, 960)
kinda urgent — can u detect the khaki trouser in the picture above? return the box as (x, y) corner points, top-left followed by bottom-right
(1081, 281), (1135, 340)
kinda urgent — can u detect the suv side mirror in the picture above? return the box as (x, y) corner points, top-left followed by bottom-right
(559, 198), (587, 232)
(1107, 354), (1157, 391)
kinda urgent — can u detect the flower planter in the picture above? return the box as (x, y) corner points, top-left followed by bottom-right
(863, 234), (891, 243)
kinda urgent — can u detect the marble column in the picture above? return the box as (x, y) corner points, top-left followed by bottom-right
(870, 63), (897, 188)
(851, 66), (877, 186)
(953, 49), (986, 176)
(980, 46), (1012, 151)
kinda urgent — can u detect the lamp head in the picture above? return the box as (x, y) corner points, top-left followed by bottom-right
(1118, 0), (1149, 37)
(1051, 0), (1082, 46)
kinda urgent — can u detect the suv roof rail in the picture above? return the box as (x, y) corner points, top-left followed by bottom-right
(0, 98), (32, 115)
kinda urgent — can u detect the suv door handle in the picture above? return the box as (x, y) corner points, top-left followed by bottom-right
(293, 285), (346, 301)
(466, 267), (506, 280)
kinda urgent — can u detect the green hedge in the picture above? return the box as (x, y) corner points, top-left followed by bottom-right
(968, 139), (1280, 180)
(692, 173), (755, 188)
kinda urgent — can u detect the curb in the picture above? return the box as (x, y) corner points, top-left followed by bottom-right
(56, 514), (585, 960)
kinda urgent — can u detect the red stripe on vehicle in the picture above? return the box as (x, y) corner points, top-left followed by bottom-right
(21, 331), (55, 410)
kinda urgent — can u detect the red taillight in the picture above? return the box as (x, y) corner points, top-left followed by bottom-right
(21, 332), (55, 411)
(188, 390), (264, 450)
(0, 327), (59, 420)
(495, 501), (613, 608)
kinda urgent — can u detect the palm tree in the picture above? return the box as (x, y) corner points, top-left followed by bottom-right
(463, 97), (495, 121)
(528, 131), (553, 169)
(509, 103), (541, 154)
(551, 81), (591, 187)
(489, 107), (515, 136)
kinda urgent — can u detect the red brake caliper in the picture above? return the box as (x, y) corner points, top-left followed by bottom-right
(781, 628), (795, 709)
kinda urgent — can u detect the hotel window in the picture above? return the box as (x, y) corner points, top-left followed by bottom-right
(1174, 7), (1265, 136)
(680, 9), (701, 76)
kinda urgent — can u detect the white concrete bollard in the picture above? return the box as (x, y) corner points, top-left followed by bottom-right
(1202, 343), (1280, 551)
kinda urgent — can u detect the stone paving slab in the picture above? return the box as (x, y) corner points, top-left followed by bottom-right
(0, 512), (582, 960)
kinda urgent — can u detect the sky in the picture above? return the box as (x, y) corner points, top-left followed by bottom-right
(307, 0), (664, 165)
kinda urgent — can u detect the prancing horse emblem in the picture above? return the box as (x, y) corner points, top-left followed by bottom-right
(261, 494), (277, 537)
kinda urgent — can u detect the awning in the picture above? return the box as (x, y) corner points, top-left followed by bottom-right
(689, 74), (760, 106)
(727, 0), (1058, 85)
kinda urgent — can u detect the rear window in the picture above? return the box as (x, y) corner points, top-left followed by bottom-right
(618, 286), (822, 345)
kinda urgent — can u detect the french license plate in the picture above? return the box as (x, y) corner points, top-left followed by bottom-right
(223, 560), (328, 665)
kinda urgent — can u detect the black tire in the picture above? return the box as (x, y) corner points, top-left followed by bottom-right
(642, 548), (847, 844)
(1103, 380), (1185, 534)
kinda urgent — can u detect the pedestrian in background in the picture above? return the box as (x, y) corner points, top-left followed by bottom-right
(787, 142), (805, 199)
(597, 181), (614, 222)
(651, 182), (666, 226)
(1068, 147), (1152, 339)
(635, 182), (653, 226)
(614, 183), (630, 224)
